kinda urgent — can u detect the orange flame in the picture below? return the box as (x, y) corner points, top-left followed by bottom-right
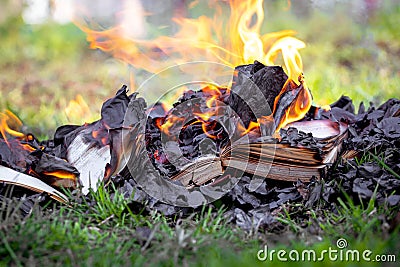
(77, 0), (312, 136)
(193, 110), (219, 139)
(43, 170), (77, 180)
(157, 115), (185, 136)
(76, 0), (303, 75)
(42, 170), (77, 188)
(0, 110), (37, 152)
(0, 110), (24, 142)
(237, 121), (260, 137)
(202, 85), (224, 108)
(272, 78), (312, 131)
(65, 94), (94, 124)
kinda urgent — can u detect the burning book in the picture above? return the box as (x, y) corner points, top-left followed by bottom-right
(172, 120), (347, 187)
(0, 86), (137, 201)
(146, 61), (348, 187)
(1, 0), (398, 209)
(0, 62), (398, 207)
(0, 61), (345, 203)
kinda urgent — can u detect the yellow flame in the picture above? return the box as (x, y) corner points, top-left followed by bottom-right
(0, 110), (25, 142)
(75, 0), (305, 78)
(76, 0), (311, 135)
(43, 170), (77, 180)
(237, 120), (260, 136)
(65, 94), (93, 124)
(157, 115), (184, 136)
(265, 36), (305, 84)
(273, 79), (312, 131)
(237, 0), (264, 63)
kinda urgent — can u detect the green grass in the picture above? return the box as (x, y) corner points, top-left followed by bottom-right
(1, 184), (399, 266)
(368, 152), (400, 180)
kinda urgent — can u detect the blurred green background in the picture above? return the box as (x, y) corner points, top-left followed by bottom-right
(0, 0), (399, 137)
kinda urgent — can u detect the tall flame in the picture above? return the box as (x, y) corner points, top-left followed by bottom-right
(265, 37), (305, 84)
(76, 0), (303, 75)
(76, 0), (312, 134)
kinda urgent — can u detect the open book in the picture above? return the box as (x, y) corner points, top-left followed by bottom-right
(171, 119), (348, 187)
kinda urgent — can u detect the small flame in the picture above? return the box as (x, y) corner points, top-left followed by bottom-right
(202, 85), (224, 108)
(0, 111), (38, 152)
(0, 110), (24, 143)
(157, 115), (185, 136)
(42, 170), (77, 188)
(265, 37), (305, 84)
(65, 94), (93, 124)
(193, 110), (219, 139)
(272, 77), (312, 131)
(237, 121), (260, 137)
(20, 143), (36, 153)
(43, 170), (77, 180)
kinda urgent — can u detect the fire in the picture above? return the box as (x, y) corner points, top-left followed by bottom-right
(65, 94), (93, 124)
(0, 110), (37, 152)
(237, 121), (260, 137)
(76, 0), (304, 73)
(0, 110), (24, 142)
(272, 77), (312, 131)
(42, 170), (77, 188)
(265, 37), (305, 84)
(193, 110), (219, 139)
(43, 170), (76, 180)
(77, 0), (312, 136)
(157, 115), (185, 136)
(235, 0), (265, 63)
(202, 85), (224, 108)
(0, 110), (79, 186)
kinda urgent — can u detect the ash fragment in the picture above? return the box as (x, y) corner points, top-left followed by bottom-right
(322, 97), (400, 210)
(227, 61), (287, 127)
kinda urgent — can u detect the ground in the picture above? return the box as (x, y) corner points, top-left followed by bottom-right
(0, 1), (400, 266)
